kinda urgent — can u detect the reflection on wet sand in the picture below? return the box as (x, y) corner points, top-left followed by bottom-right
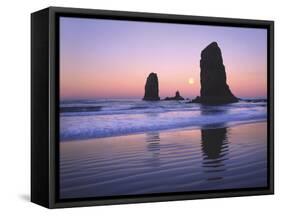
(200, 104), (229, 181)
(145, 132), (161, 166)
(201, 126), (229, 181)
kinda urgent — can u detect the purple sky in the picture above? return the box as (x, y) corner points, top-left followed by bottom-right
(60, 17), (267, 100)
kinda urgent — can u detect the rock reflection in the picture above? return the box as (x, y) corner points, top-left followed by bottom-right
(201, 126), (229, 181)
(145, 132), (160, 166)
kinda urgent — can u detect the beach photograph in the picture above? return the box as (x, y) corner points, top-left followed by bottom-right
(59, 17), (268, 199)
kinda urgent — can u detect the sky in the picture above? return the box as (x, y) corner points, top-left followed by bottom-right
(60, 17), (267, 100)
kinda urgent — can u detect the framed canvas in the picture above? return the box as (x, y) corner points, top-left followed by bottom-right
(31, 6), (274, 208)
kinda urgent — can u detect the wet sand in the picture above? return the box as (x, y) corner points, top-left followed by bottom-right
(60, 121), (267, 199)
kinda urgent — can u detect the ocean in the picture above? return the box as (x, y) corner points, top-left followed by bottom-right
(60, 99), (267, 141)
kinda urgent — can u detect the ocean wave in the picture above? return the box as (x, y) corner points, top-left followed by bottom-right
(60, 99), (266, 117)
(60, 100), (267, 141)
(60, 106), (102, 113)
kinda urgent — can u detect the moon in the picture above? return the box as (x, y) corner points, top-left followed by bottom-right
(188, 78), (194, 85)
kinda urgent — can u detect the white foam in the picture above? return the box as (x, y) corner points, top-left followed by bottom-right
(60, 100), (267, 141)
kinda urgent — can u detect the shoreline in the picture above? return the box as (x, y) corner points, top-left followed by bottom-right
(60, 119), (267, 143)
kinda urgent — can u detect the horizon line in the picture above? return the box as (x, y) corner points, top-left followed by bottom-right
(60, 96), (268, 102)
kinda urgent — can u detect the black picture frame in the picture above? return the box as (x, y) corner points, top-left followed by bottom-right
(31, 6), (274, 208)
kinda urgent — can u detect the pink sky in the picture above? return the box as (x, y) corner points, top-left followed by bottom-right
(60, 17), (267, 100)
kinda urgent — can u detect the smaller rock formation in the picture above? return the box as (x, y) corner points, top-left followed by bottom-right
(143, 72), (160, 101)
(164, 91), (184, 101)
(242, 98), (267, 103)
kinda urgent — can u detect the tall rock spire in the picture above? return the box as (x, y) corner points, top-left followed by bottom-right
(193, 42), (238, 104)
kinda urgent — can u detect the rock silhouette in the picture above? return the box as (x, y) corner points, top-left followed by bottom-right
(143, 73), (160, 101)
(201, 127), (228, 160)
(192, 42), (238, 104)
(164, 91), (184, 100)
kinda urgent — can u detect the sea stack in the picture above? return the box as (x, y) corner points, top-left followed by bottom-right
(143, 72), (160, 101)
(164, 91), (184, 100)
(192, 42), (238, 104)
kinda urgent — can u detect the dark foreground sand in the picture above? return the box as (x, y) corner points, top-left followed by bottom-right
(60, 121), (267, 199)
